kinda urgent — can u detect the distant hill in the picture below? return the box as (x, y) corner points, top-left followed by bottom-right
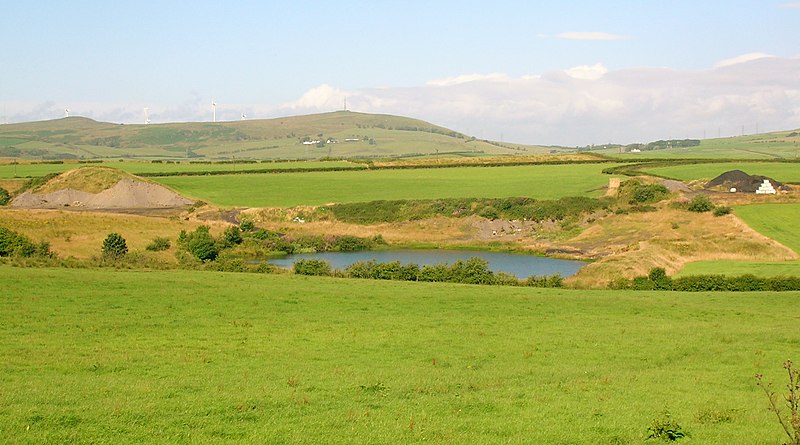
(593, 129), (800, 160)
(0, 111), (555, 161)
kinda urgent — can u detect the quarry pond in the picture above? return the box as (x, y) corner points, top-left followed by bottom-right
(268, 249), (587, 278)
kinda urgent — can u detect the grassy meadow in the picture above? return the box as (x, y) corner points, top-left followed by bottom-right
(734, 203), (800, 253)
(0, 160), (362, 179)
(642, 162), (800, 183)
(675, 203), (800, 277)
(154, 163), (619, 207)
(1, 266), (798, 444)
(602, 130), (800, 160)
(0, 112), (549, 161)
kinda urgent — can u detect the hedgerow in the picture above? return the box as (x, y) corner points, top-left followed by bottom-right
(611, 268), (800, 291)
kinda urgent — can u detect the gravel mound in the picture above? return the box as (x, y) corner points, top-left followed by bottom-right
(11, 179), (194, 209)
(706, 170), (789, 193)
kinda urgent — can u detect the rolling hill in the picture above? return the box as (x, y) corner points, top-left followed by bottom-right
(0, 112), (553, 161)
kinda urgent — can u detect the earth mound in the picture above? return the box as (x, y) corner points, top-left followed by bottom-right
(706, 170), (790, 193)
(11, 167), (194, 209)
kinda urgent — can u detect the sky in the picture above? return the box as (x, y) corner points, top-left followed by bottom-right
(2, 0), (799, 146)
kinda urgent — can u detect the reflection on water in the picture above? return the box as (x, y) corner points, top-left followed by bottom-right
(268, 249), (585, 278)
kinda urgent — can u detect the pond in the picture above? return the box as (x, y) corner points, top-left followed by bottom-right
(268, 249), (586, 278)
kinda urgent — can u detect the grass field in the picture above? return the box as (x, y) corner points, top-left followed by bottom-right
(734, 203), (800, 253)
(0, 160), (363, 179)
(600, 130), (800, 160)
(1, 266), (798, 444)
(0, 112), (550, 161)
(154, 163), (619, 207)
(642, 162), (800, 183)
(676, 203), (800, 277)
(677, 260), (800, 277)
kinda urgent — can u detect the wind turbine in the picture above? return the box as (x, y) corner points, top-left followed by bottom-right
(241, 112), (246, 121)
(211, 100), (217, 123)
(64, 108), (70, 118)
(143, 107), (151, 125)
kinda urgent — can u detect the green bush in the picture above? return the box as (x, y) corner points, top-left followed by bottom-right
(222, 226), (243, 248)
(178, 226), (219, 262)
(713, 206), (732, 217)
(0, 187), (10, 206)
(0, 226), (51, 257)
(293, 259), (332, 276)
(622, 180), (670, 204)
(687, 194), (714, 212)
(145, 237), (171, 252)
(101, 233), (128, 259)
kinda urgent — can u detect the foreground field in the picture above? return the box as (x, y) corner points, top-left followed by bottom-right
(154, 163), (619, 207)
(1, 267), (797, 444)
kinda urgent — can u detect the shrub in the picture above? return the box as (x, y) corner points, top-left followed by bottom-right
(687, 194), (714, 212)
(222, 226), (243, 248)
(145, 237), (171, 252)
(0, 226), (51, 257)
(713, 206), (732, 217)
(0, 187), (10, 206)
(239, 220), (255, 233)
(178, 226), (219, 262)
(293, 259), (332, 276)
(101, 233), (128, 259)
(332, 235), (371, 252)
(623, 181), (670, 204)
(646, 412), (686, 442)
(756, 360), (800, 445)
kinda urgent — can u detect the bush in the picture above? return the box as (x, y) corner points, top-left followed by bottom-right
(222, 226), (243, 248)
(0, 187), (10, 206)
(687, 194), (714, 212)
(713, 206), (732, 217)
(0, 226), (51, 257)
(293, 259), (332, 276)
(623, 181), (670, 204)
(178, 226), (219, 262)
(101, 233), (128, 259)
(145, 237), (171, 252)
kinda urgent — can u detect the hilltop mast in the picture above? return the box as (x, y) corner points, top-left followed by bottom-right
(212, 100), (217, 123)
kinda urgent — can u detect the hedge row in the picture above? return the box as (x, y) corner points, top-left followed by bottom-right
(610, 268), (800, 291)
(293, 257), (564, 288)
(326, 196), (610, 225)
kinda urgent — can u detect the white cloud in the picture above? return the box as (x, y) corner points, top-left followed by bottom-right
(780, 2), (800, 8)
(713, 52), (774, 68)
(6, 57), (800, 147)
(426, 73), (508, 87)
(556, 32), (627, 41)
(564, 63), (608, 80)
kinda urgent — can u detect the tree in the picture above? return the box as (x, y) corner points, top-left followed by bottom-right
(102, 233), (128, 259)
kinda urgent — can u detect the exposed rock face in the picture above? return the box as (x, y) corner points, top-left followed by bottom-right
(11, 179), (194, 209)
(706, 170), (790, 193)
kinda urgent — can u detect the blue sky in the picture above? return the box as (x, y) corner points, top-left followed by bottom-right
(3, 1), (799, 145)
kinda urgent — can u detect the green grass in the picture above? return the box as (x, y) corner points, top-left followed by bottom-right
(0, 112), (550, 161)
(600, 130), (800, 159)
(154, 163), (619, 207)
(678, 260), (800, 277)
(1, 266), (797, 444)
(735, 203), (800, 253)
(642, 162), (800, 183)
(0, 160), (362, 179)
(677, 203), (800, 276)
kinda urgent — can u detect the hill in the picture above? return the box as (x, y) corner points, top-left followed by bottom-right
(0, 112), (553, 161)
(10, 166), (193, 209)
(594, 129), (800, 159)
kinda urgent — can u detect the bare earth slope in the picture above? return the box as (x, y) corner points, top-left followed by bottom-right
(11, 167), (194, 209)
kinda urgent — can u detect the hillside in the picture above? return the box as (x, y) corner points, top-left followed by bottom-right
(595, 129), (800, 159)
(0, 112), (554, 161)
